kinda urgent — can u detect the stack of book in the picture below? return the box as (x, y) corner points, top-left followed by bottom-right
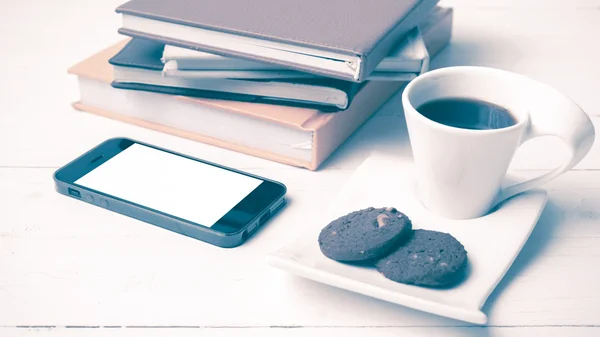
(69, 0), (453, 170)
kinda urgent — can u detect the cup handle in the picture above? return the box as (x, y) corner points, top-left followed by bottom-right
(496, 92), (595, 203)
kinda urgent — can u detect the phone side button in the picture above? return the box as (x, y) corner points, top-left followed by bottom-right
(84, 194), (94, 203)
(100, 199), (109, 208)
(247, 220), (259, 234)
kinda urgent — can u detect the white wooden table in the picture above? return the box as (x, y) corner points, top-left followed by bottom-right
(2, 0), (600, 336)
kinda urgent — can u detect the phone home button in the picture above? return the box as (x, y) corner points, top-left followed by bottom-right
(100, 199), (109, 208)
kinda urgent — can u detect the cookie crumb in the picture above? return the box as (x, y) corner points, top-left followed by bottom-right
(376, 214), (389, 228)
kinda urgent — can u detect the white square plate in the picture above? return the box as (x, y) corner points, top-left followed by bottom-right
(267, 154), (547, 324)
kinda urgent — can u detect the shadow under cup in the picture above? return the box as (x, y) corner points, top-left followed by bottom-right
(401, 66), (533, 219)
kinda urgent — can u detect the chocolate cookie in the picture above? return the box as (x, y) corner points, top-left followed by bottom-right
(318, 207), (412, 262)
(375, 229), (468, 287)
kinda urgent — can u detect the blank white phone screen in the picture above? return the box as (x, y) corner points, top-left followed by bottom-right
(75, 143), (263, 227)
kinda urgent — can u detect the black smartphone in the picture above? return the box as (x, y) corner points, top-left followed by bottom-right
(53, 137), (287, 248)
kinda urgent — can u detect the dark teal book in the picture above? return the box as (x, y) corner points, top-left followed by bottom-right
(108, 39), (366, 111)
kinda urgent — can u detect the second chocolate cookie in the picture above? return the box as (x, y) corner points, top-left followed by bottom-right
(375, 229), (468, 287)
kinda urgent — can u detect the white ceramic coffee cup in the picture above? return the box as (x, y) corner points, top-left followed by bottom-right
(402, 66), (595, 219)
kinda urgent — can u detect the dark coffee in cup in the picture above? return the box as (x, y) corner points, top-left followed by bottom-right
(416, 97), (517, 130)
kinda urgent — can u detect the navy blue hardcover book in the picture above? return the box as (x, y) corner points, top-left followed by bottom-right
(108, 39), (367, 111)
